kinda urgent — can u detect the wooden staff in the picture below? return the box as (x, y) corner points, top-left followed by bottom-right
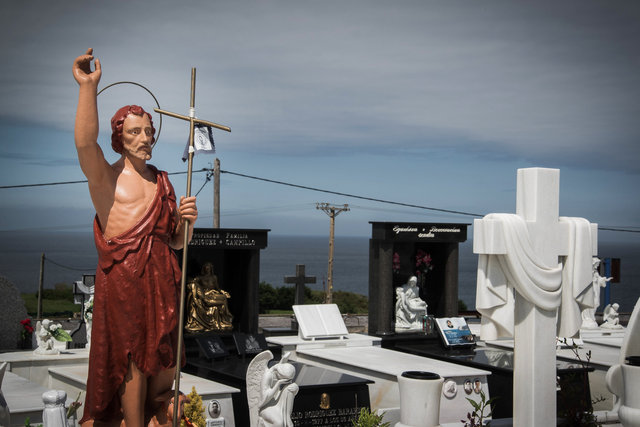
(154, 68), (230, 426)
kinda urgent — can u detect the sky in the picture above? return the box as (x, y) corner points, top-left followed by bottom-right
(0, 1), (639, 243)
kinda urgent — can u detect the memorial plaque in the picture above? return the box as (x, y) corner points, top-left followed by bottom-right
(233, 332), (268, 356)
(195, 335), (229, 360)
(189, 229), (268, 250)
(371, 222), (468, 243)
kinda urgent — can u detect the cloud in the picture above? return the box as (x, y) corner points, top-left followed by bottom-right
(1, 1), (639, 174)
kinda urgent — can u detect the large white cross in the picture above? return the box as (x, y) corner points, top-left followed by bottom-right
(473, 168), (597, 426)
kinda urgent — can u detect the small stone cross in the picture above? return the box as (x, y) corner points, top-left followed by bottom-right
(284, 264), (316, 305)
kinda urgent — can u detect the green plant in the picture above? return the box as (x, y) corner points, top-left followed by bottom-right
(462, 389), (497, 426)
(352, 407), (390, 427)
(23, 417), (42, 427)
(258, 281), (368, 314)
(556, 338), (606, 426)
(181, 386), (206, 427)
(67, 392), (82, 418)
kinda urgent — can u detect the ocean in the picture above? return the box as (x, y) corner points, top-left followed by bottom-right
(0, 230), (638, 313)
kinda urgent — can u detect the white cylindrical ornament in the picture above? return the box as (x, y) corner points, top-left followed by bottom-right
(619, 356), (640, 427)
(396, 371), (443, 427)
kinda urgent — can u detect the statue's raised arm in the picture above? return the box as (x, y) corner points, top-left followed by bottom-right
(72, 48), (111, 189)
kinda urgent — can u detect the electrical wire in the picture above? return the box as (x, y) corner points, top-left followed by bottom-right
(1, 168), (638, 233)
(44, 256), (95, 272)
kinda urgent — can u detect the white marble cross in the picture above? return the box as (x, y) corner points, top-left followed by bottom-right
(474, 168), (597, 427)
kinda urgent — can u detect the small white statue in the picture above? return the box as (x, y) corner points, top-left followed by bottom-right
(395, 276), (427, 331)
(42, 390), (67, 427)
(34, 319), (72, 355)
(601, 303), (624, 329)
(581, 257), (613, 329)
(35, 319), (59, 355)
(246, 350), (299, 427)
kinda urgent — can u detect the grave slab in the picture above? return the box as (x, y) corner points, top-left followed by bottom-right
(187, 358), (372, 427)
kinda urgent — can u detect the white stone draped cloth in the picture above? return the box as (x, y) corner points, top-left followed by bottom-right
(475, 214), (594, 340)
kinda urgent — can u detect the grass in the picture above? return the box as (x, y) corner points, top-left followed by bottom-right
(21, 283), (82, 318)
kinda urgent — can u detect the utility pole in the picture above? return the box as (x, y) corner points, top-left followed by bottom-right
(214, 158), (221, 228)
(37, 253), (44, 320)
(316, 203), (349, 304)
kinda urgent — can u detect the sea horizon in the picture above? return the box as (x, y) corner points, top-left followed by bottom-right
(0, 229), (638, 313)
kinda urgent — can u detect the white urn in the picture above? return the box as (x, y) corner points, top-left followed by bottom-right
(395, 371), (443, 427)
(619, 356), (640, 427)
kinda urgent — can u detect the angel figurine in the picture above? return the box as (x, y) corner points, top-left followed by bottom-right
(246, 350), (299, 427)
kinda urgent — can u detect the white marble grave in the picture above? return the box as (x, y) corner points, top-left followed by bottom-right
(0, 348), (239, 426)
(474, 168), (597, 427)
(268, 305), (490, 425)
(606, 297), (640, 426)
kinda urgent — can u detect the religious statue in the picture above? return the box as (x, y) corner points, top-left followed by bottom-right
(601, 303), (624, 329)
(73, 48), (197, 426)
(581, 257), (613, 329)
(185, 262), (233, 332)
(395, 276), (428, 331)
(246, 351), (299, 427)
(34, 320), (58, 355)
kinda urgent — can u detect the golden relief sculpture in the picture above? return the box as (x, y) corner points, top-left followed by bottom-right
(185, 262), (233, 332)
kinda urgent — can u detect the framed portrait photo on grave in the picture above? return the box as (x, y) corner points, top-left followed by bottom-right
(435, 317), (475, 348)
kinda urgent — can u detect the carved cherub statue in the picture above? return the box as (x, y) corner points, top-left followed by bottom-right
(602, 303), (624, 329)
(34, 319), (59, 355)
(246, 351), (299, 427)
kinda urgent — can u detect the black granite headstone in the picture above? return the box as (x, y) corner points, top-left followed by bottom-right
(368, 221), (469, 335)
(179, 227), (269, 334)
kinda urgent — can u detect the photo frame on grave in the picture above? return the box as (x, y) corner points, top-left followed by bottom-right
(232, 332), (268, 356)
(435, 317), (476, 348)
(293, 304), (349, 340)
(195, 335), (229, 360)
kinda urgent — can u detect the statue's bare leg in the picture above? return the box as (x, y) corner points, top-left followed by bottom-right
(119, 358), (147, 427)
(146, 367), (176, 425)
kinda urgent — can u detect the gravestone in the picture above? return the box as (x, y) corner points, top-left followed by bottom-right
(284, 264), (316, 305)
(474, 168), (596, 427)
(368, 222), (468, 335)
(0, 276), (29, 350)
(180, 227), (269, 333)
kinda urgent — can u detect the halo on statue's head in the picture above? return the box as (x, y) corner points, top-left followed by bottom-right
(97, 81), (162, 148)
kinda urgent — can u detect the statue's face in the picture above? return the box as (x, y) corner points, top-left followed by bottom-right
(122, 114), (154, 161)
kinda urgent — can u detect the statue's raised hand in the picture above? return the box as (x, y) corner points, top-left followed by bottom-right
(73, 48), (101, 86)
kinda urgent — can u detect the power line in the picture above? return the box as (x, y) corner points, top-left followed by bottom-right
(44, 256), (95, 272)
(221, 170), (484, 218)
(2, 168), (639, 233)
(0, 169), (210, 189)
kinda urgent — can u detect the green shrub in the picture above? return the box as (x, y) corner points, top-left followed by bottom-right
(258, 282), (368, 314)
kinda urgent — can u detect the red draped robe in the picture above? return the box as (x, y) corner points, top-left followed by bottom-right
(81, 166), (184, 423)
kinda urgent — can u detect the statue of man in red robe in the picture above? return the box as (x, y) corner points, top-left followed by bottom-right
(73, 48), (198, 427)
